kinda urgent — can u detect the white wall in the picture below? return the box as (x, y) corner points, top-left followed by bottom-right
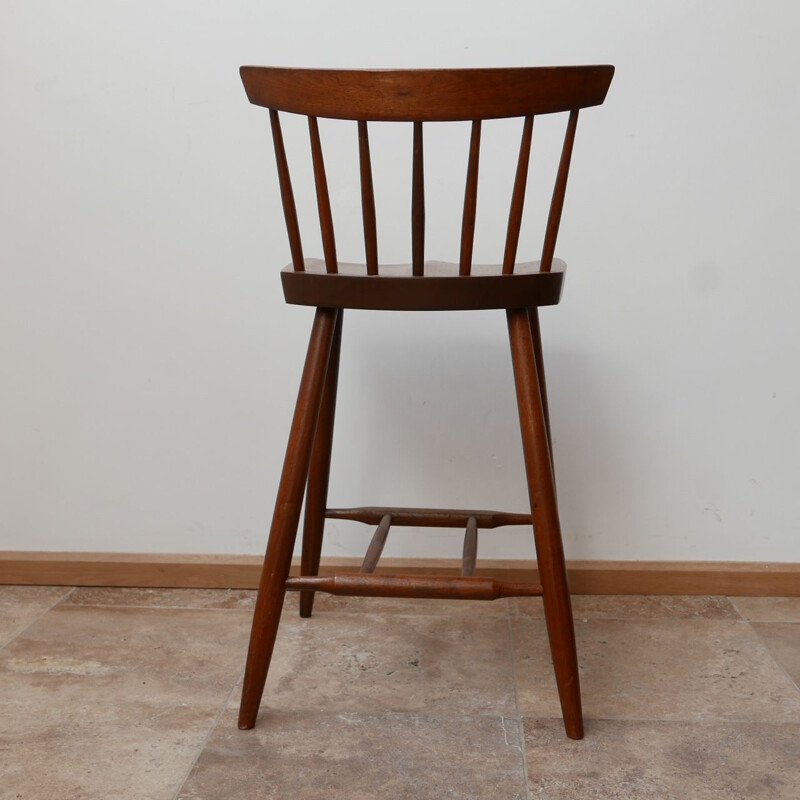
(2, 1), (799, 561)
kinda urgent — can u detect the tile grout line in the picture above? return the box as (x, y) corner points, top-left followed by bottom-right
(59, 600), (504, 618)
(504, 598), (534, 800)
(728, 596), (754, 625)
(0, 585), (76, 652)
(63, 606), (498, 617)
(61, 603), (257, 613)
(730, 597), (800, 697)
(171, 668), (246, 800)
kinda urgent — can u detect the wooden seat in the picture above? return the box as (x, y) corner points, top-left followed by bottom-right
(282, 259), (566, 311)
(237, 65), (615, 741)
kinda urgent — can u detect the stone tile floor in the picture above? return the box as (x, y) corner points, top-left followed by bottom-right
(1, 587), (799, 799)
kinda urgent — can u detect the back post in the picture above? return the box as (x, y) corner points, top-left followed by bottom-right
(540, 109), (579, 273)
(412, 121), (425, 275)
(268, 110), (304, 271)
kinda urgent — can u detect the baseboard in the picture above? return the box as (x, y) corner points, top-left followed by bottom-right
(0, 552), (798, 595)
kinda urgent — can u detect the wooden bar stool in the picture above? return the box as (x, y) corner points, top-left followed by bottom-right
(237, 66), (614, 740)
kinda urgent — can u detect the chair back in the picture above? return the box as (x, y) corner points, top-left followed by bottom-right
(240, 66), (614, 277)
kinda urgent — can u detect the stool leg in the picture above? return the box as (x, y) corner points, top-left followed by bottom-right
(238, 307), (339, 730)
(528, 308), (554, 479)
(507, 308), (583, 740)
(299, 309), (344, 617)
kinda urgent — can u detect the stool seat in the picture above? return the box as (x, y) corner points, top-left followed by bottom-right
(282, 258), (566, 310)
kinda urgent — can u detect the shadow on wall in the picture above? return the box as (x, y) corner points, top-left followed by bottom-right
(324, 310), (649, 559)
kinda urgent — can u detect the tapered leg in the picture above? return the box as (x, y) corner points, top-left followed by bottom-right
(528, 308), (554, 478)
(507, 308), (583, 739)
(238, 307), (339, 730)
(299, 310), (344, 617)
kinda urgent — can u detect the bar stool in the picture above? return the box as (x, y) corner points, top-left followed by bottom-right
(237, 66), (614, 740)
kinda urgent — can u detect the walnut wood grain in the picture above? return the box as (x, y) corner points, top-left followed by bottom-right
(541, 109), (579, 273)
(529, 307), (554, 480)
(241, 66), (614, 121)
(412, 121), (425, 275)
(281, 258), (565, 311)
(299, 309), (343, 618)
(269, 110), (304, 271)
(238, 64), (615, 740)
(508, 307), (582, 739)
(357, 121), (379, 274)
(503, 115), (534, 274)
(459, 120), (481, 276)
(238, 307), (338, 730)
(308, 116), (337, 273)
(326, 506), (531, 528)
(286, 574), (543, 600)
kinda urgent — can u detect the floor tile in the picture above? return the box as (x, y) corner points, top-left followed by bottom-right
(0, 605), (251, 703)
(1, 697), (218, 800)
(0, 605), (252, 800)
(177, 709), (527, 800)
(523, 718), (800, 799)
(751, 623), (800, 686)
(63, 586), (508, 617)
(0, 585), (72, 648)
(5, 590), (799, 798)
(65, 586), (257, 610)
(733, 597), (800, 623)
(261, 610), (517, 716)
(511, 594), (740, 620)
(511, 617), (800, 722)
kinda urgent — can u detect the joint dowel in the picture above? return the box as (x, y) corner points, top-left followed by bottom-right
(462, 515), (478, 576)
(360, 514), (392, 573)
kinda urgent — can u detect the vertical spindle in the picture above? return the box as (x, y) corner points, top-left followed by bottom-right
(412, 121), (425, 276)
(502, 115), (534, 275)
(540, 110), (579, 273)
(269, 109), (305, 271)
(308, 116), (338, 274)
(358, 120), (379, 275)
(459, 120), (482, 276)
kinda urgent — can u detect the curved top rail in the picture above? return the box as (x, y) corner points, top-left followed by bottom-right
(240, 65), (614, 121)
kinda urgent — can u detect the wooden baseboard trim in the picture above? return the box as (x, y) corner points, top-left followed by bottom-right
(1, 552), (798, 596)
